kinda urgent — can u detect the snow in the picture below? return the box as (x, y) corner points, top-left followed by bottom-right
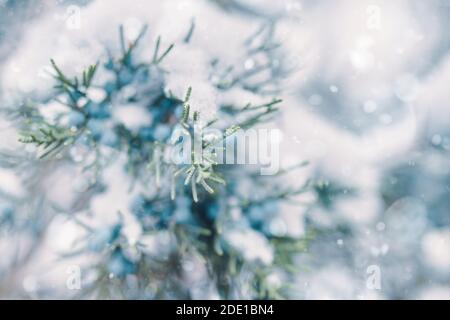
(421, 229), (450, 272)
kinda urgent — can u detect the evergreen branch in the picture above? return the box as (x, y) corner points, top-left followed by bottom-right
(82, 63), (98, 88)
(50, 59), (75, 89)
(242, 98), (282, 111)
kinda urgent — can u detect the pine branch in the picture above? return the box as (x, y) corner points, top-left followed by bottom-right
(152, 35), (174, 65)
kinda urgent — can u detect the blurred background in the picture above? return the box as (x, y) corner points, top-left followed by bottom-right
(1, 0), (450, 299)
